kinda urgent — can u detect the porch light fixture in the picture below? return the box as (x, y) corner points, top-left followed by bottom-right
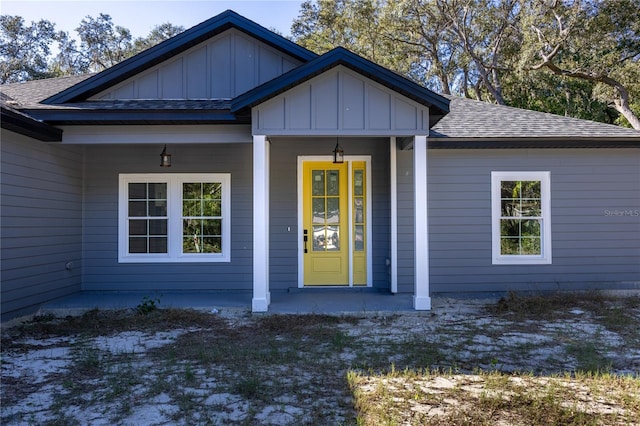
(333, 139), (344, 164)
(159, 145), (172, 167)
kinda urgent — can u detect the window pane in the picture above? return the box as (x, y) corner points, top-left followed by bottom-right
(312, 171), (325, 196)
(148, 183), (167, 199)
(354, 197), (364, 223)
(313, 225), (326, 251)
(149, 219), (167, 236)
(183, 218), (201, 235)
(129, 183), (147, 199)
(521, 181), (540, 199)
(354, 170), (364, 196)
(521, 237), (541, 255)
(128, 201), (147, 217)
(501, 200), (519, 217)
(183, 200), (201, 217)
(312, 198), (325, 224)
(500, 238), (519, 255)
(521, 219), (540, 237)
(149, 237), (167, 253)
(203, 200), (221, 216)
(326, 225), (340, 250)
(129, 237), (147, 253)
(149, 200), (167, 217)
(501, 181), (520, 199)
(202, 219), (221, 236)
(129, 219), (147, 236)
(203, 182), (222, 199)
(183, 236), (200, 253)
(183, 182), (201, 200)
(500, 219), (520, 237)
(326, 198), (340, 224)
(202, 237), (222, 253)
(355, 225), (364, 251)
(520, 200), (541, 217)
(327, 170), (339, 196)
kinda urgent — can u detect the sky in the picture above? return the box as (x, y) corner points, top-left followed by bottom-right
(1, 0), (305, 38)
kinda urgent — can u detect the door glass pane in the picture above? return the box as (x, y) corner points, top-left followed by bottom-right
(312, 225), (326, 251)
(312, 198), (325, 224)
(354, 170), (363, 196)
(327, 170), (339, 196)
(326, 198), (340, 224)
(354, 197), (364, 223)
(312, 170), (325, 196)
(326, 225), (340, 250)
(355, 225), (364, 251)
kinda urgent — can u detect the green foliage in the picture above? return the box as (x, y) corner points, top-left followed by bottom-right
(291, 0), (639, 128)
(136, 295), (160, 315)
(0, 13), (184, 81)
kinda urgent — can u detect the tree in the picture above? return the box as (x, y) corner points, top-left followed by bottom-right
(0, 15), (59, 83)
(521, 0), (640, 129)
(1, 13), (185, 81)
(133, 22), (184, 52)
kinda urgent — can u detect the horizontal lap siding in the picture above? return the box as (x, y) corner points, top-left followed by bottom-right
(428, 149), (640, 294)
(269, 137), (390, 290)
(82, 144), (253, 291)
(1, 131), (83, 320)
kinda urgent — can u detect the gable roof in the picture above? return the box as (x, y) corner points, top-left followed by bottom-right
(231, 46), (450, 127)
(42, 10), (317, 104)
(429, 95), (640, 147)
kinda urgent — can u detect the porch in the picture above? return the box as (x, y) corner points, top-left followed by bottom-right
(40, 289), (415, 314)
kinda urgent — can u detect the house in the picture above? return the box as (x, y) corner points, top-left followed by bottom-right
(1, 10), (639, 321)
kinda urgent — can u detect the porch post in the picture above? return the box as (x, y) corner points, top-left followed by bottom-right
(413, 135), (431, 310)
(390, 137), (398, 293)
(252, 135), (270, 312)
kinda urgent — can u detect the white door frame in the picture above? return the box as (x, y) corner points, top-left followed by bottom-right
(297, 155), (372, 288)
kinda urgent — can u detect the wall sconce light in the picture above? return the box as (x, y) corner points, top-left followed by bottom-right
(333, 139), (344, 164)
(160, 145), (171, 167)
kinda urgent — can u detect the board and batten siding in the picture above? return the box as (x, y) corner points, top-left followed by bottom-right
(81, 143), (253, 291)
(253, 66), (430, 136)
(91, 29), (302, 100)
(1, 130), (83, 320)
(269, 137), (391, 290)
(417, 148), (639, 294)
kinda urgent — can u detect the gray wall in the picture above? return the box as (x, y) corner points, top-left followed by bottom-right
(269, 137), (391, 290)
(82, 143), (254, 291)
(422, 148), (640, 294)
(1, 130), (83, 320)
(82, 139), (391, 292)
(92, 29), (302, 100)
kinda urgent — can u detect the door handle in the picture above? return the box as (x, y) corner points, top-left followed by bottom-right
(303, 229), (308, 253)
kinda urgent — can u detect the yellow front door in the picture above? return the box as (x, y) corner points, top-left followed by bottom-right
(303, 162), (349, 285)
(302, 161), (368, 286)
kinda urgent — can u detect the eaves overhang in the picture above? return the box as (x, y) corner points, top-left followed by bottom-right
(1, 105), (62, 141)
(23, 109), (246, 126)
(42, 10), (317, 105)
(231, 47), (450, 127)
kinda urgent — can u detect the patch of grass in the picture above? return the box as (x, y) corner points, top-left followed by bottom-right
(349, 369), (640, 426)
(566, 341), (613, 374)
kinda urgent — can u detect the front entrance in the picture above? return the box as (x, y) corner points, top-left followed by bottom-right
(300, 158), (370, 286)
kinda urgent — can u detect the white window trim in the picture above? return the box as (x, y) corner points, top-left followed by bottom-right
(118, 173), (231, 263)
(491, 171), (551, 265)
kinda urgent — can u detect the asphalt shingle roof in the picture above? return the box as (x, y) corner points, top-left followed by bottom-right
(431, 95), (640, 140)
(2, 74), (639, 142)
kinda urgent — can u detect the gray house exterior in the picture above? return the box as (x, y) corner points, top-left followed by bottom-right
(2, 10), (639, 321)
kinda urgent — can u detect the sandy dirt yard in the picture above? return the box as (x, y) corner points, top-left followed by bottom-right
(1, 293), (639, 425)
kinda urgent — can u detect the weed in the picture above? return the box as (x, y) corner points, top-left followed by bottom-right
(136, 295), (161, 315)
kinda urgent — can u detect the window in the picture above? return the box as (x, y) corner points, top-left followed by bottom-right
(119, 174), (230, 262)
(491, 172), (551, 264)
